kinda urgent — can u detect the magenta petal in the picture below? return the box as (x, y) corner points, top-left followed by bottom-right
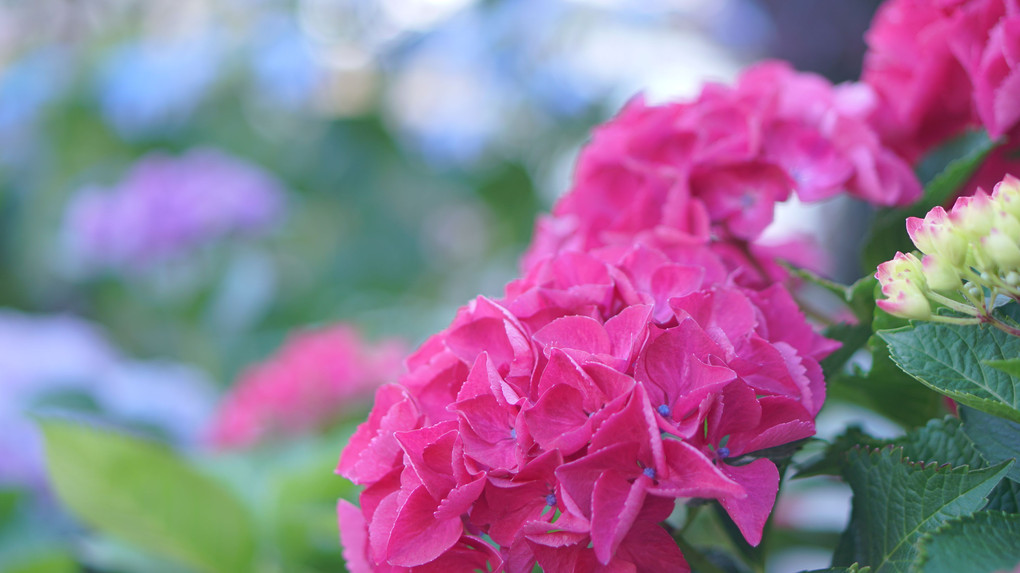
(591, 471), (649, 564)
(411, 536), (504, 573)
(717, 459), (780, 546)
(386, 485), (463, 567)
(533, 315), (613, 355)
(603, 304), (653, 362)
(338, 500), (372, 573)
(525, 383), (593, 455)
(434, 474), (487, 520)
(655, 439), (743, 499)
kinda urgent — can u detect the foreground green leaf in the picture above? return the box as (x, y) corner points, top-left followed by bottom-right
(800, 566), (871, 573)
(41, 419), (255, 573)
(960, 406), (1020, 482)
(837, 446), (1011, 573)
(878, 305), (1020, 423)
(896, 416), (986, 469)
(916, 511), (1020, 573)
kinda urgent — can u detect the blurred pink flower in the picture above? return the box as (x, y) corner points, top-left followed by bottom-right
(210, 325), (405, 448)
(863, 0), (1020, 160)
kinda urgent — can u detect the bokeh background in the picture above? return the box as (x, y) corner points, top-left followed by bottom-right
(0, 1), (886, 571)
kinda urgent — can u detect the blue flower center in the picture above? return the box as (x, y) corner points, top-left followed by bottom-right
(718, 447), (730, 459)
(642, 467), (656, 479)
(545, 493), (557, 507)
(657, 404), (672, 417)
(510, 428), (517, 439)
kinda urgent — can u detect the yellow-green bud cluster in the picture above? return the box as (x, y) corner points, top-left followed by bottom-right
(876, 174), (1020, 324)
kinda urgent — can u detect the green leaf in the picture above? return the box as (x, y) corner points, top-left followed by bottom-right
(916, 511), (1020, 573)
(799, 566), (871, 573)
(986, 479), (1020, 513)
(829, 337), (946, 429)
(960, 406), (1020, 482)
(896, 416), (987, 469)
(41, 419), (255, 573)
(985, 358), (1020, 378)
(862, 131), (997, 272)
(796, 427), (885, 478)
(838, 446), (1012, 573)
(4, 553), (77, 573)
(878, 304), (1020, 423)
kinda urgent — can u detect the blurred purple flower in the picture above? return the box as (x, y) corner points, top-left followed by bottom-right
(0, 310), (216, 495)
(64, 148), (286, 271)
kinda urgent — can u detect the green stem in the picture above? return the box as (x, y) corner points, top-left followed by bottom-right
(930, 314), (982, 326)
(927, 291), (980, 315)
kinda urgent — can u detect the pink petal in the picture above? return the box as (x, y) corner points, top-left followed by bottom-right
(716, 459), (780, 546)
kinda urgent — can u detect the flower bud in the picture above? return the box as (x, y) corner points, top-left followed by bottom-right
(876, 281), (932, 320)
(982, 229), (1020, 271)
(992, 174), (1020, 221)
(921, 253), (962, 291)
(906, 207), (967, 266)
(951, 190), (995, 240)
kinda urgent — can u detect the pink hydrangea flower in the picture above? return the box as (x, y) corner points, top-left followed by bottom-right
(335, 60), (871, 571)
(210, 325), (405, 448)
(863, 0), (1020, 160)
(523, 61), (920, 283)
(338, 240), (836, 570)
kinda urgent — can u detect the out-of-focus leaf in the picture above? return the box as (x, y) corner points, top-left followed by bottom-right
(4, 553), (77, 573)
(828, 337), (946, 430)
(984, 358), (1020, 378)
(41, 418), (255, 573)
(862, 131), (997, 272)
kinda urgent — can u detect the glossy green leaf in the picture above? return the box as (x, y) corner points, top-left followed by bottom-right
(960, 406), (1020, 482)
(41, 419), (255, 573)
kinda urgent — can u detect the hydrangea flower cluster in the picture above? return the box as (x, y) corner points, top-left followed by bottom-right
(334, 59), (936, 572)
(64, 147), (286, 271)
(864, 0), (1020, 161)
(877, 174), (1020, 335)
(210, 325), (406, 449)
(524, 61), (921, 288)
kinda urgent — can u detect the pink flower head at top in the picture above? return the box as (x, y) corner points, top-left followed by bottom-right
(863, 0), (1020, 161)
(210, 324), (405, 449)
(525, 61), (920, 286)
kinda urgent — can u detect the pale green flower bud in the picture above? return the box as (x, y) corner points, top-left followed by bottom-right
(992, 174), (1020, 221)
(983, 229), (1020, 271)
(951, 191), (995, 241)
(921, 253), (962, 291)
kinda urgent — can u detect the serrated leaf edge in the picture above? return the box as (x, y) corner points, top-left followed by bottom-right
(846, 445), (1014, 573)
(913, 510), (1020, 573)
